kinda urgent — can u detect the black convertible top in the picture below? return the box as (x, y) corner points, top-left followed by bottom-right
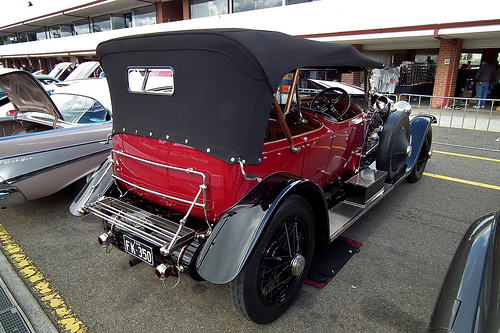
(98, 29), (382, 165)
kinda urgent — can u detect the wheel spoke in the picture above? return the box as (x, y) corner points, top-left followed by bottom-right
(260, 262), (290, 287)
(261, 276), (294, 298)
(284, 223), (293, 257)
(258, 219), (306, 303)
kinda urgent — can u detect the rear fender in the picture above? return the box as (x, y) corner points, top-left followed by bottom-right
(406, 115), (435, 172)
(196, 173), (327, 284)
(70, 154), (114, 216)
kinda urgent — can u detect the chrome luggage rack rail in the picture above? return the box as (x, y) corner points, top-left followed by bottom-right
(87, 197), (196, 255)
(88, 149), (210, 255)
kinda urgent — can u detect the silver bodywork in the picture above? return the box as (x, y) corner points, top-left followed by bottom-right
(0, 69), (112, 208)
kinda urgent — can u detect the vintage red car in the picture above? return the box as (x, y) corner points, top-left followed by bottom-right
(71, 29), (434, 323)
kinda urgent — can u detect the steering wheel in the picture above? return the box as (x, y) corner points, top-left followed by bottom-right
(311, 87), (351, 119)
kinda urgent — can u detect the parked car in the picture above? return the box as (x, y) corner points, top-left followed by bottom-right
(34, 74), (60, 86)
(2, 74), (61, 116)
(48, 62), (74, 80)
(64, 61), (101, 81)
(0, 69), (112, 208)
(428, 209), (500, 333)
(48, 61), (102, 83)
(71, 29), (435, 324)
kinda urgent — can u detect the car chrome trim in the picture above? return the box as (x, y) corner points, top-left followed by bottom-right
(0, 137), (111, 161)
(328, 184), (391, 241)
(70, 155), (115, 216)
(2, 147), (111, 184)
(112, 149), (208, 222)
(87, 197), (196, 255)
(0, 183), (26, 207)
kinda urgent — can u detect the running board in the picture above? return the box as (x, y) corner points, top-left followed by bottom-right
(328, 169), (391, 241)
(87, 197), (196, 255)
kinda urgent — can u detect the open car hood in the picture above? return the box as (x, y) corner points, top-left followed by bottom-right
(0, 68), (62, 121)
(65, 61), (100, 81)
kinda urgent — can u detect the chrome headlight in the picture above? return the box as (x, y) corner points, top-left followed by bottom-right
(392, 101), (412, 115)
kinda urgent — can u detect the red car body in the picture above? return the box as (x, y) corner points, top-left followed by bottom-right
(71, 29), (434, 324)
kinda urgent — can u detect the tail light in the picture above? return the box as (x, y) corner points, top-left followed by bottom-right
(97, 232), (113, 246)
(155, 264), (172, 280)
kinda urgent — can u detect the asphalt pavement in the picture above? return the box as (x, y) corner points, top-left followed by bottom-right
(0, 142), (499, 333)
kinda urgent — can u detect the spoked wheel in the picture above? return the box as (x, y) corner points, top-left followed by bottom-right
(311, 87), (351, 119)
(230, 195), (315, 324)
(407, 126), (432, 183)
(376, 111), (411, 182)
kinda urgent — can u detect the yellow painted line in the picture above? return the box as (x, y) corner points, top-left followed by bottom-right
(433, 150), (500, 163)
(423, 172), (500, 191)
(0, 224), (88, 333)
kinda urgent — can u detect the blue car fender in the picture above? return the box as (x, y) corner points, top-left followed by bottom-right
(406, 115), (436, 173)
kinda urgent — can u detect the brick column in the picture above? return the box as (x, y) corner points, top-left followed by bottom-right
(38, 58), (49, 74)
(156, 0), (183, 23)
(341, 44), (363, 87)
(49, 58), (58, 71)
(431, 38), (463, 108)
(182, 0), (190, 20)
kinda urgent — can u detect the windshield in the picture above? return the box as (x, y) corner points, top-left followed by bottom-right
(51, 94), (109, 124)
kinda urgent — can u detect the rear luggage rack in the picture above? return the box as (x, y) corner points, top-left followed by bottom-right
(88, 197), (196, 255)
(112, 149), (209, 222)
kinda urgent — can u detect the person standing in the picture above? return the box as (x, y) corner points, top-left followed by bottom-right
(455, 64), (469, 97)
(474, 61), (495, 108)
(493, 66), (500, 99)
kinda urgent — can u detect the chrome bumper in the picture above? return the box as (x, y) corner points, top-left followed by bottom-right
(0, 184), (25, 208)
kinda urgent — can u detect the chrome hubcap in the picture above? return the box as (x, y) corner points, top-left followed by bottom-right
(290, 254), (306, 276)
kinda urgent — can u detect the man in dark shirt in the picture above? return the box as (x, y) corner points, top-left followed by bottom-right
(474, 61), (495, 108)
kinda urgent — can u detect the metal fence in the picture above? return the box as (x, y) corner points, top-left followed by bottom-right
(392, 94), (500, 152)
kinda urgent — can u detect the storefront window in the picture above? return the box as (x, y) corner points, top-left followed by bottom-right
(93, 15), (112, 32)
(133, 5), (156, 27)
(15, 31), (37, 43)
(17, 32), (28, 43)
(191, 0), (228, 18)
(48, 26), (61, 39)
(232, 0), (281, 13)
(124, 13), (132, 28)
(36, 29), (47, 40)
(27, 31), (37, 41)
(111, 15), (127, 30)
(61, 25), (73, 37)
(74, 19), (90, 35)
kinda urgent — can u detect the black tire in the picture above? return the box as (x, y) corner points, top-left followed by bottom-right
(230, 195), (315, 324)
(376, 111), (411, 181)
(407, 126), (432, 183)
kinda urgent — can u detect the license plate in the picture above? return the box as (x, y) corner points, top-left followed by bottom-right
(123, 235), (154, 266)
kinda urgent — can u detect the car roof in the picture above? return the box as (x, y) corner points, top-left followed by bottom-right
(98, 29), (381, 165)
